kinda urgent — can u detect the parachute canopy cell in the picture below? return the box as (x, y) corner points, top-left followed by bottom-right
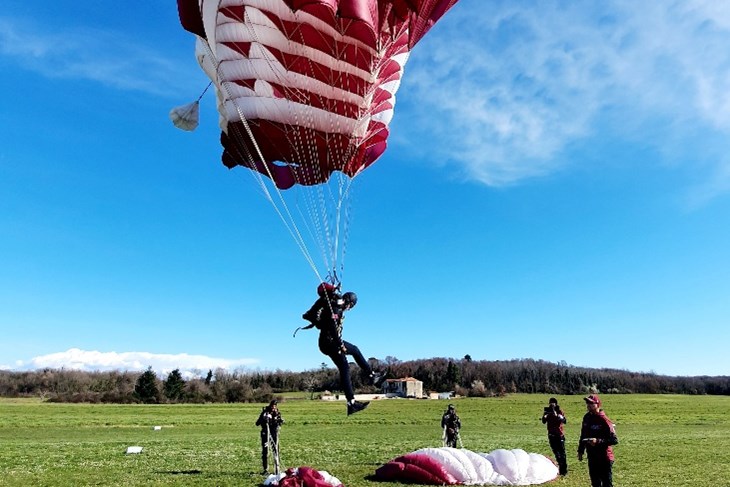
(176, 0), (459, 189)
(375, 447), (560, 486)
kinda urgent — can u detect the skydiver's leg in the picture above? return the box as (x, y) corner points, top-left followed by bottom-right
(328, 351), (355, 402)
(342, 341), (372, 374)
(447, 433), (457, 448)
(549, 434), (567, 475)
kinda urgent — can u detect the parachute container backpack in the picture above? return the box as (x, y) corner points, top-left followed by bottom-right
(175, 0), (460, 283)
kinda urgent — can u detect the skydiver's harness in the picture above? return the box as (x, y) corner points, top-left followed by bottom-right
(293, 294), (344, 344)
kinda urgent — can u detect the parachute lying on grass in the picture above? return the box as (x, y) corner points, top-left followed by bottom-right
(375, 447), (559, 486)
(175, 0), (460, 282)
(264, 466), (342, 487)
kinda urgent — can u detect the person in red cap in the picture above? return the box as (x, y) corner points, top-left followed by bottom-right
(578, 394), (619, 487)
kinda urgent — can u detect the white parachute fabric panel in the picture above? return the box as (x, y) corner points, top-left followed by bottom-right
(458, 448), (502, 485)
(484, 449), (521, 484)
(205, 0), (382, 135)
(480, 449), (559, 486)
(413, 447), (469, 482)
(414, 448), (501, 485)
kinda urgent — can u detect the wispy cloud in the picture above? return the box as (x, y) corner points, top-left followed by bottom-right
(6, 348), (259, 378)
(0, 17), (195, 96)
(401, 0), (730, 190)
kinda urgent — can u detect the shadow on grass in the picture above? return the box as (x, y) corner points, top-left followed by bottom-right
(157, 470), (203, 475)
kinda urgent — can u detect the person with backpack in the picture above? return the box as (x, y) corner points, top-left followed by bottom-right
(255, 400), (284, 475)
(300, 283), (383, 415)
(542, 397), (568, 475)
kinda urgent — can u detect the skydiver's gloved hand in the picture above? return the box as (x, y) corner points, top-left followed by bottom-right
(578, 452), (584, 462)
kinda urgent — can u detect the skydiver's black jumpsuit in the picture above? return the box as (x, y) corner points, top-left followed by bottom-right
(302, 293), (373, 402)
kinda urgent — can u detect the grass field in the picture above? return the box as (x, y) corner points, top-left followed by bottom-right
(1, 394), (729, 486)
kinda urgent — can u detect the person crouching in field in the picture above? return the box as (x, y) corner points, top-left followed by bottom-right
(542, 397), (568, 475)
(578, 394), (618, 487)
(256, 400), (284, 475)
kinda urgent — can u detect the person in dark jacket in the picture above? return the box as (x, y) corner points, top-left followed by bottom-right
(578, 394), (618, 487)
(301, 284), (383, 416)
(255, 400), (284, 475)
(441, 404), (461, 447)
(542, 397), (568, 475)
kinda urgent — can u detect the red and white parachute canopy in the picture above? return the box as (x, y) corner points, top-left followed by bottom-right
(175, 0), (459, 283)
(376, 447), (560, 485)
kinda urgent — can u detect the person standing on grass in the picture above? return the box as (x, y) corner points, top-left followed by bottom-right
(256, 400), (284, 475)
(578, 394), (618, 487)
(441, 404), (461, 447)
(542, 397), (568, 475)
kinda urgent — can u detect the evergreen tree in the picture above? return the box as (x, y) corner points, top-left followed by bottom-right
(134, 367), (159, 404)
(446, 360), (462, 388)
(163, 369), (185, 401)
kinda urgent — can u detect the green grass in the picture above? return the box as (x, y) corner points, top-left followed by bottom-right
(1, 394), (728, 486)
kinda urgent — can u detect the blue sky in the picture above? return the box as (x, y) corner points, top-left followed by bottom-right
(1, 1), (729, 378)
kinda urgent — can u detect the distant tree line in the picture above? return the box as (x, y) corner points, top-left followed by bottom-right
(0, 357), (728, 403)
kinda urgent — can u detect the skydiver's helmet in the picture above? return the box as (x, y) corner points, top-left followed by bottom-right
(447, 404), (455, 412)
(342, 292), (358, 308)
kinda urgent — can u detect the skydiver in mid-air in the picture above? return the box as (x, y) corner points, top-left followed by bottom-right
(298, 283), (384, 415)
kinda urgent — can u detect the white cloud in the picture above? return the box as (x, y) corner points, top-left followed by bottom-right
(399, 0), (730, 189)
(0, 17), (196, 96)
(11, 348), (259, 378)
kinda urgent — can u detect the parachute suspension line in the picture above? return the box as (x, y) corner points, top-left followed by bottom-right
(201, 39), (325, 284)
(298, 16), (372, 282)
(197, 81), (213, 102)
(238, 8), (336, 281)
(247, 8), (353, 282)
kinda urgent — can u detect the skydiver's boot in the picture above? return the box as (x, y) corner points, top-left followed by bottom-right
(369, 371), (386, 388)
(347, 400), (369, 416)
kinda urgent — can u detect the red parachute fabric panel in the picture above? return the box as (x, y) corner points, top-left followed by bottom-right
(278, 466), (344, 487)
(177, 0), (459, 189)
(177, 0), (205, 37)
(375, 453), (458, 484)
